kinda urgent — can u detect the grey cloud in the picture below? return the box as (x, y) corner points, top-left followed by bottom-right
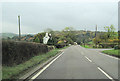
(2, 2), (118, 33)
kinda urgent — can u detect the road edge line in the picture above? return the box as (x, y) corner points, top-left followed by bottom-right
(30, 52), (64, 80)
(100, 53), (118, 60)
(19, 51), (62, 80)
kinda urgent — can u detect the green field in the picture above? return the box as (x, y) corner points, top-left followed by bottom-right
(102, 50), (120, 57)
(2, 49), (60, 79)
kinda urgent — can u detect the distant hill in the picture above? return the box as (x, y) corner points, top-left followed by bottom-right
(1, 33), (36, 39)
(1, 33), (18, 39)
(21, 34), (35, 37)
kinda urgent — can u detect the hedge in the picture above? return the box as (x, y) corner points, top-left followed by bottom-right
(99, 43), (118, 48)
(55, 44), (65, 48)
(2, 41), (53, 66)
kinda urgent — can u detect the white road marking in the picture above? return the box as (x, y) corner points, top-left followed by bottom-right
(100, 53), (118, 60)
(85, 56), (92, 62)
(97, 67), (115, 81)
(30, 52), (64, 80)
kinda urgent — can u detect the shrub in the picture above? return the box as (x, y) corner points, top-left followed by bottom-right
(99, 43), (118, 48)
(2, 41), (53, 66)
(114, 45), (120, 50)
(55, 40), (66, 48)
(33, 32), (46, 43)
(55, 44), (65, 48)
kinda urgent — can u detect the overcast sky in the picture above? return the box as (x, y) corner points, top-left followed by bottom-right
(1, 0), (119, 34)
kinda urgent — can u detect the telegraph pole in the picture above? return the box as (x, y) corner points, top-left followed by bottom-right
(18, 15), (21, 41)
(95, 25), (97, 37)
(95, 25), (98, 48)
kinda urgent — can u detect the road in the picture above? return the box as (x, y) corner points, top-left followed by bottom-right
(32, 45), (119, 80)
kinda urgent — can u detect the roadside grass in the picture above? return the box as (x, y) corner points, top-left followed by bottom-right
(81, 45), (91, 48)
(2, 49), (60, 79)
(102, 50), (120, 57)
(88, 41), (93, 45)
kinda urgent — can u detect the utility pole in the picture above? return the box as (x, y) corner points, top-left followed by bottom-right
(95, 25), (97, 37)
(18, 15), (21, 41)
(95, 25), (97, 48)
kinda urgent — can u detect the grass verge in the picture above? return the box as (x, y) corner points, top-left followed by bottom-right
(81, 45), (91, 48)
(102, 50), (120, 58)
(2, 49), (60, 80)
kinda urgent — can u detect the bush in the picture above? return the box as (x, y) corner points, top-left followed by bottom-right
(48, 46), (55, 51)
(55, 44), (65, 48)
(55, 40), (66, 48)
(99, 43), (118, 48)
(93, 45), (96, 48)
(114, 45), (120, 50)
(2, 41), (53, 66)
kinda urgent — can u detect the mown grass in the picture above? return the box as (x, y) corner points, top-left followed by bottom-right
(102, 50), (120, 57)
(2, 49), (60, 79)
(81, 45), (91, 48)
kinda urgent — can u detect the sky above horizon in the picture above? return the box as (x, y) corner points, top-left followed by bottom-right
(1, 0), (119, 34)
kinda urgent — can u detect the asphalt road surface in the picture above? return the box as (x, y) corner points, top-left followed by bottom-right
(32, 45), (119, 80)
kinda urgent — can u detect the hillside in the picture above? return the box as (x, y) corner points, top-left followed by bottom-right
(1, 33), (18, 39)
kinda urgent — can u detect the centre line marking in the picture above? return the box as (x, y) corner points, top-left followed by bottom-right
(30, 52), (64, 80)
(97, 67), (115, 81)
(85, 56), (92, 62)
